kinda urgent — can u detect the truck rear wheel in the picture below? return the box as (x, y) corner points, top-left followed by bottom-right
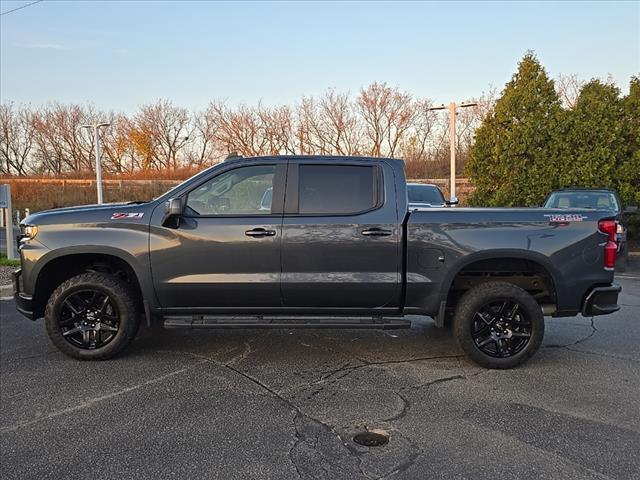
(453, 281), (544, 369)
(44, 272), (140, 360)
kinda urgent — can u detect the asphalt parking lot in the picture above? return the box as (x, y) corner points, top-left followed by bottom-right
(1, 274), (639, 480)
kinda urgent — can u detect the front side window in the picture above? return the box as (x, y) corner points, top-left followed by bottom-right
(186, 165), (275, 216)
(298, 165), (378, 215)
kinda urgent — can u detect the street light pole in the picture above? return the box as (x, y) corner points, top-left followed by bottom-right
(79, 122), (111, 204)
(428, 101), (477, 202)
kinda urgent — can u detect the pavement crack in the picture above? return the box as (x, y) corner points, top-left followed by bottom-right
(383, 391), (410, 422)
(402, 374), (466, 392)
(380, 448), (422, 479)
(225, 340), (257, 366)
(223, 362), (367, 479)
(356, 353), (464, 368)
(0, 360), (208, 433)
(545, 316), (598, 349)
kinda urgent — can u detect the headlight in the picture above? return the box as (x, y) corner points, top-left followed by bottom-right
(20, 224), (38, 240)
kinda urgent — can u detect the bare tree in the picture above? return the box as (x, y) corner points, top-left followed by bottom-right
(100, 113), (140, 173)
(0, 103), (35, 175)
(556, 74), (584, 108)
(257, 104), (297, 155)
(129, 100), (192, 170)
(0, 79), (503, 177)
(357, 82), (416, 157)
(186, 109), (222, 167)
(31, 103), (98, 174)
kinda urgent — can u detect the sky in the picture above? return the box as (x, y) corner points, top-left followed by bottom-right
(1, 0), (638, 113)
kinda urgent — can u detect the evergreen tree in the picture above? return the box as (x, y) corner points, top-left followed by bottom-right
(558, 80), (626, 189)
(619, 76), (640, 207)
(467, 52), (562, 206)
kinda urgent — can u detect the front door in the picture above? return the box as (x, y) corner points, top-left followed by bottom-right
(280, 161), (401, 309)
(150, 161), (286, 309)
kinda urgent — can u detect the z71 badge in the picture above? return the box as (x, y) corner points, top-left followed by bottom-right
(544, 214), (586, 223)
(111, 212), (144, 220)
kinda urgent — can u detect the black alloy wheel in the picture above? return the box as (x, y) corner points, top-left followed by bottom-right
(59, 289), (120, 349)
(470, 299), (532, 358)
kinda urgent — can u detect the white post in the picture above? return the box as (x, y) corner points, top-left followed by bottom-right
(448, 102), (457, 201)
(80, 122), (110, 205)
(95, 126), (103, 204)
(2, 185), (17, 260)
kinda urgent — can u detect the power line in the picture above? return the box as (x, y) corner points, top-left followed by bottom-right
(0, 0), (44, 16)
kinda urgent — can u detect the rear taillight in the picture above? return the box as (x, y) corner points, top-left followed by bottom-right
(598, 219), (617, 271)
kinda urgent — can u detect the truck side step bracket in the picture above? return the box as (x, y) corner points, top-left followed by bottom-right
(163, 315), (412, 330)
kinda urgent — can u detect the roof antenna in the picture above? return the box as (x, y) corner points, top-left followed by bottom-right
(225, 152), (242, 161)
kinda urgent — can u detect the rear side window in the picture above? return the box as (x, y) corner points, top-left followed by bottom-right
(298, 165), (379, 215)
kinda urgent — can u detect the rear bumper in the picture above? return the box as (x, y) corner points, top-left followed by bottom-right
(12, 269), (35, 320)
(581, 283), (621, 317)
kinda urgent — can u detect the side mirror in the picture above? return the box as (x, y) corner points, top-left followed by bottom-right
(447, 197), (459, 207)
(162, 197), (184, 227)
(165, 197), (184, 216)
(624, 206), (638, 214)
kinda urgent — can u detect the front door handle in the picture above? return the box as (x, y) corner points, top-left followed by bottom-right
(361, 228), (393, 237)
(245, 228), (276, 238)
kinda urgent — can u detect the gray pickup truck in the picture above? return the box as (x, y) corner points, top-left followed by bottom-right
(13, 156), (621, 368)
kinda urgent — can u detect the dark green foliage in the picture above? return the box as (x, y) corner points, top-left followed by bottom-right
(467, 53), (562, 206)
(467, 55), (640, 240)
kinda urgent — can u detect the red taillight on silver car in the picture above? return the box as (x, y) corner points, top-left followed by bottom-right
(598, 219), (617, 271)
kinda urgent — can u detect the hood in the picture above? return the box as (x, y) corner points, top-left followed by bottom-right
(23, 201), (155, 226)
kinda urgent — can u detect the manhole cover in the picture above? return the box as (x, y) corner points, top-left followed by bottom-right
(353, 430), (389, 447)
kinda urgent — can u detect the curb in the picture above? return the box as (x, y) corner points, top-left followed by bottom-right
(1, 284), (13, 299)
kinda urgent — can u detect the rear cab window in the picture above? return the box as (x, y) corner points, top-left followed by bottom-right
(297, 164), (381, 215)
(545, 191), (620, 213)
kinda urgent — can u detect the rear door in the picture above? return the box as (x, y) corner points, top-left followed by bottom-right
(280, 160), (401, 309)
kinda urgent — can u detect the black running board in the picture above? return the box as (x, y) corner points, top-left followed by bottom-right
(163, 315), (411, 330)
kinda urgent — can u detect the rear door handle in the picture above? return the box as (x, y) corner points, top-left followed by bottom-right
(361, 228), (393, 237)
(245, 228), (276, 238)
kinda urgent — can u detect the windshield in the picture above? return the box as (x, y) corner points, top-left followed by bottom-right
(544, 191), (620, 212)
(407, 184), (445, 204)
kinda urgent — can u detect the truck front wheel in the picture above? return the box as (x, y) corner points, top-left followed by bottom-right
(44, 272), (140, 360)
(453, 281), (544, 369)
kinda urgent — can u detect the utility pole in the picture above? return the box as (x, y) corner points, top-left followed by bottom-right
(79, 122), (111, 204)
(428, 102), (477, 202)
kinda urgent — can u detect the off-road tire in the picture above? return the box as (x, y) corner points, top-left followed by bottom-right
(45, 272), (140, 360)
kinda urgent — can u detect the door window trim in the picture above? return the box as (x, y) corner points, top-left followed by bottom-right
(284, 162), (384, 217)
(182, 163), (287, 218)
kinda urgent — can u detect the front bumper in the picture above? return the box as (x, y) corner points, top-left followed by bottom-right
(12, 269), (35, 320)
(582, 283), (621, 317)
